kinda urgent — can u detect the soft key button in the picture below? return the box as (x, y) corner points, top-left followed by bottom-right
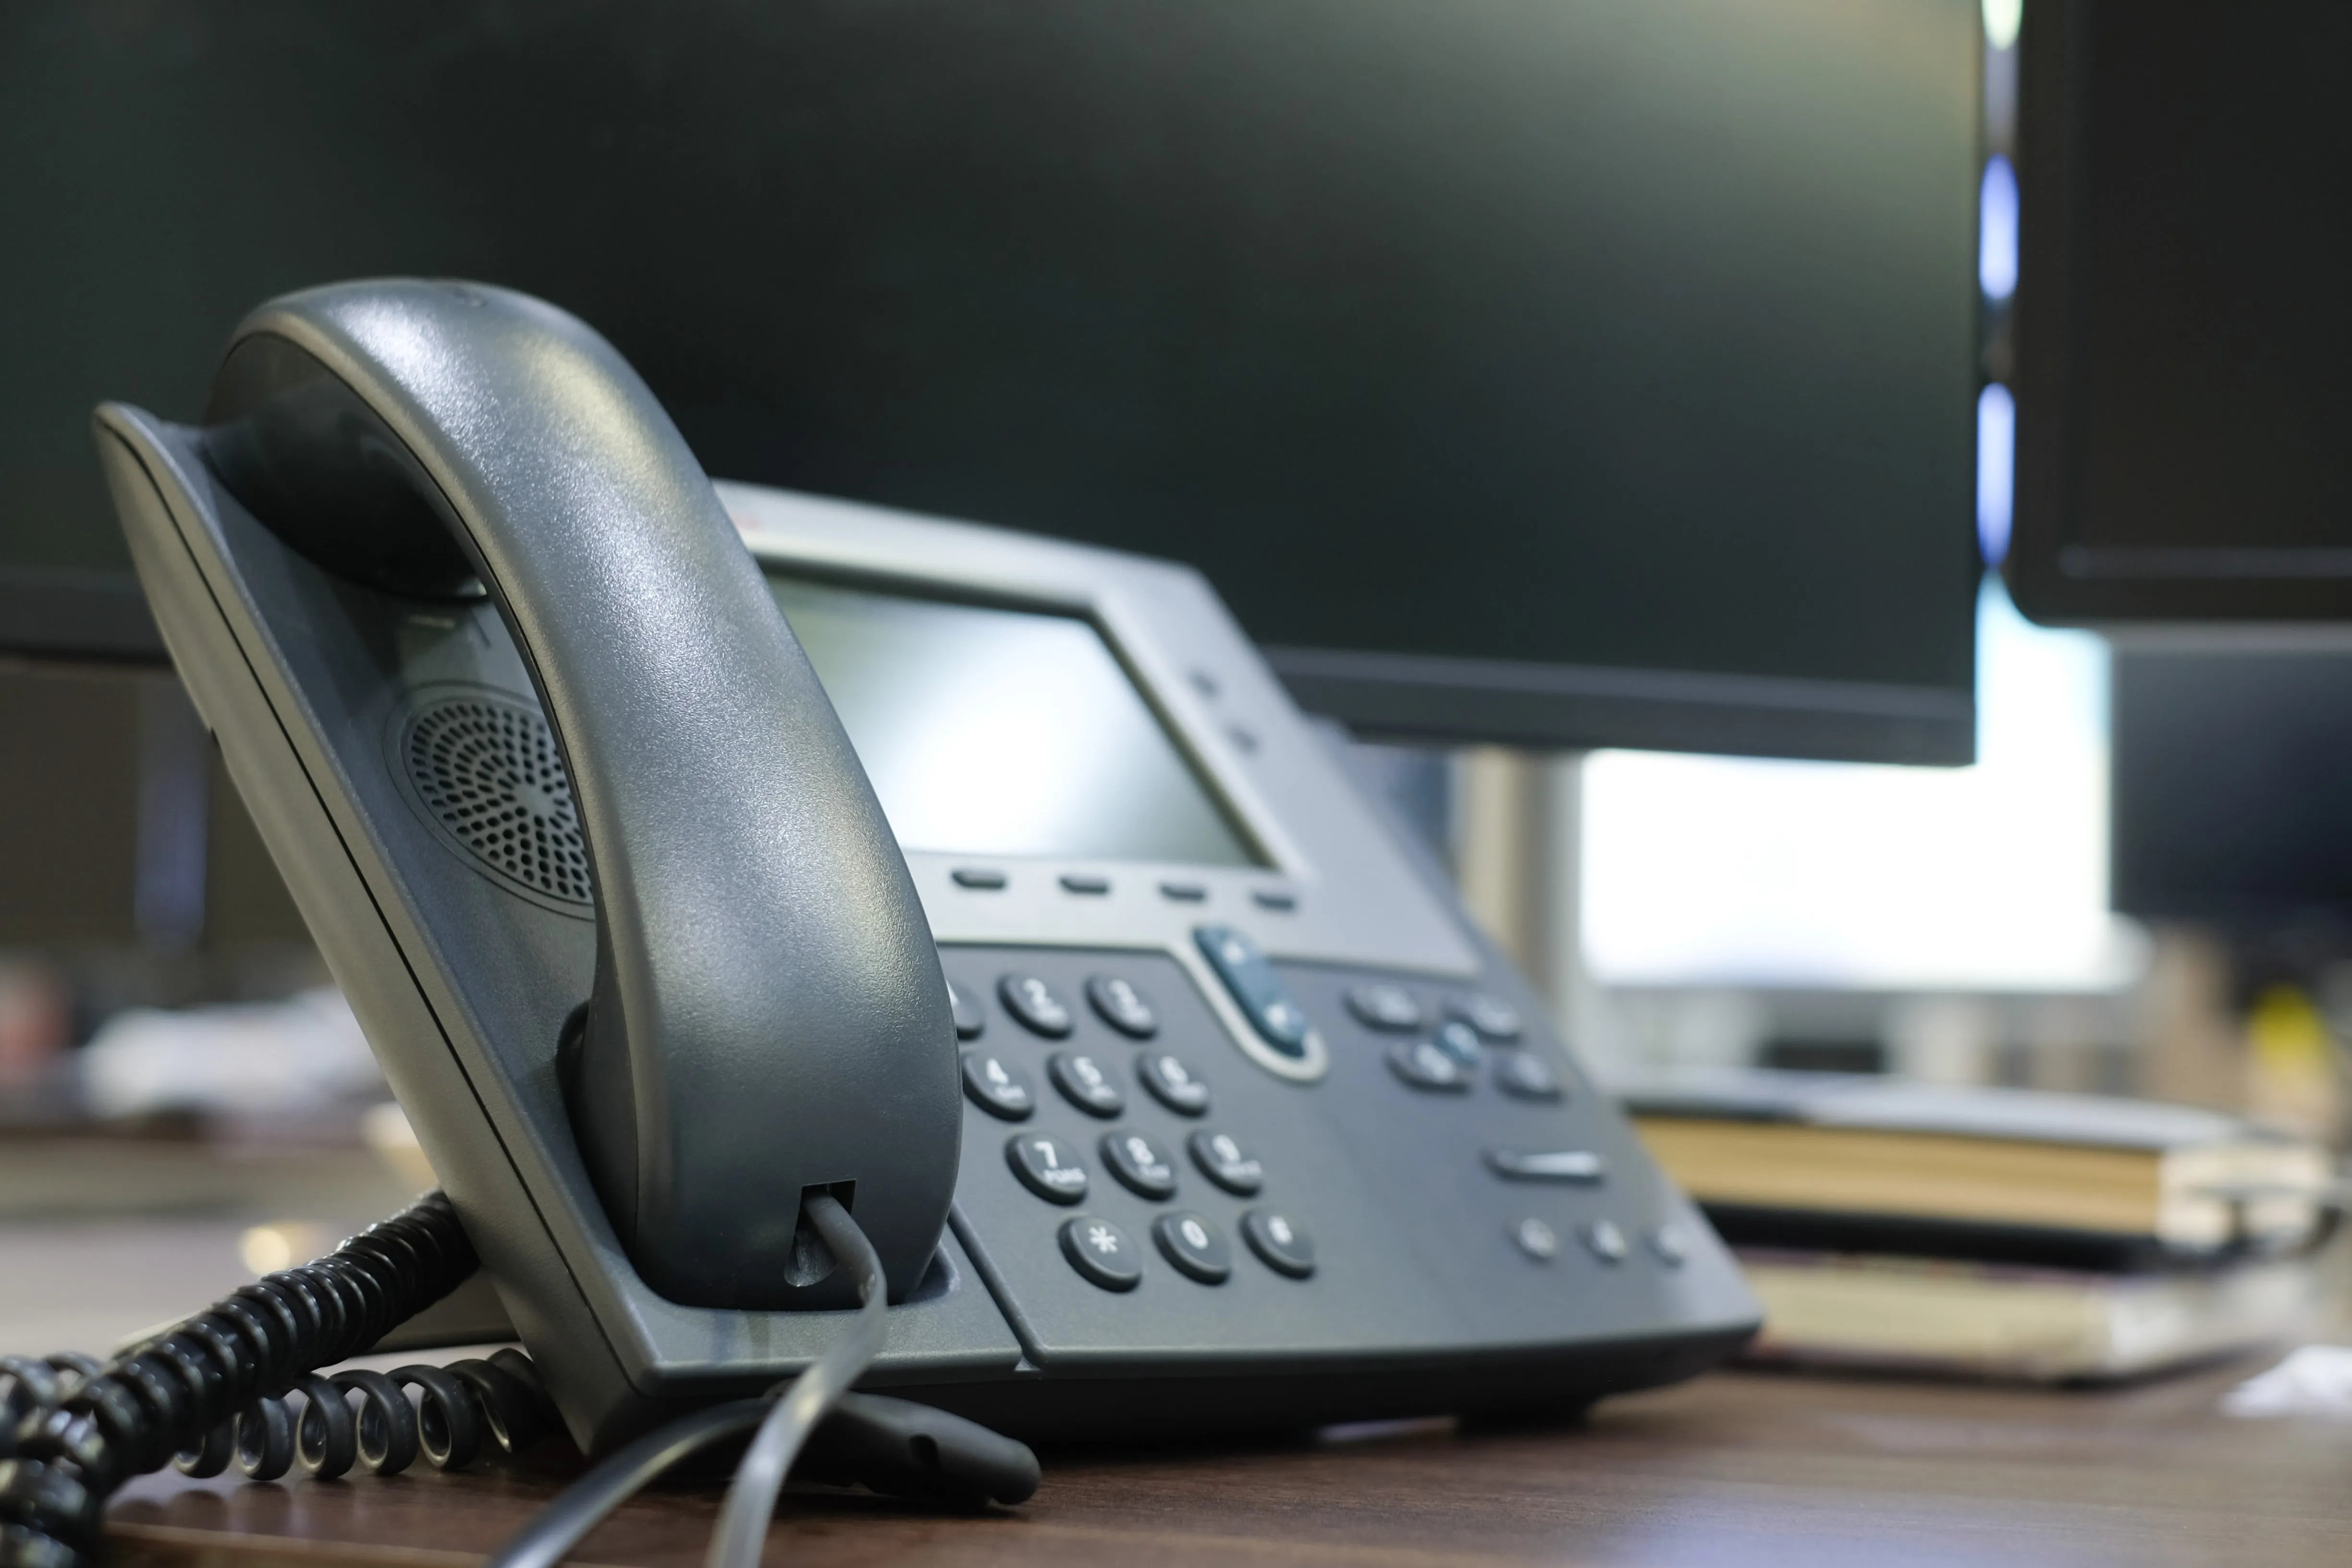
(1192, 925), (1311, 1059)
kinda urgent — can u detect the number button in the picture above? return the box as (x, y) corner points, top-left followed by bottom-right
(1058, 1215), (1143, 1291)
(1187, 1129), (1264, 1196)
(1086, 975), (1158, 1039)
(1100, 1129), (1179, 1200)
(1241, 1210), (1315, 1279)
(1137, 1052), (1211, 1116)
(998, 974), (1074, 1038)
(1048, 1051), (1124, 1118)
(1005, 1133), (1089, 1204)
(960, 1051), (1035, 1121)
(1152, 1211), (1232, 1284)
(945, 980), (985, 1041)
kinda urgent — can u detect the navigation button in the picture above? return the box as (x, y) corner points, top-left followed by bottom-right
(1152, 1212), (1232, 1284)
(1059, 1215), (1142, 1291)
(946, 980), (985, 1041)
(960, 1052), (1035, 1121)
(998, 974), (1074, 1038)
(1241, 1211), (1315, 1278)
(1100, 1129), (1179, 1200)
(1086, 975), (1158, 1039)
(1006, 1133), (1089, 1204)
(1387, 1039), (1470, 1092)
(1485, 1148), (1605, 1183)
(1188, 1129), (1264, 1196)
(1194, 925), (1312, 1059)
(1048, 1051), (1124, 1118)
(1448, 992), (1523, 1042)
(1345, 983), (1423, 1033)
(1494, 1052), (1564, 1102)
(1137, 1051), (1211, 1116)
(1430, 1020), (1483, 1070)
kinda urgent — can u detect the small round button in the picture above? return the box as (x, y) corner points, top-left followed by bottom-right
(960, 1051), (1035, 1121)
(1100, 1129), (1179, 1200)
(999, 974), (1075, 1038)
(1649, 1224), (1691, 1267)
(1059, 1215), (1142, 1291)
(1583, 1219), (1630, 1263)
(1386, 1039), (1470, 1092)
(1494, 1052), (1564, 1102)
(1048, 1051), (1125, 1118)
(946, 980), (985, 1041)
(1448, 992), (1523, 1042)
(1345, 983), (1423, 1032)
(1137, 1052), (1211, 1116)
(1187, 1129), (1264, 1196)
(1152, 1211), (1232, 1284)
(1086, 975), (1158, 1039)
(1241, 1210), (1315, 1278)
(1430, 1020), (1483, 1070)
(1512, 1217), (1559, 1262)
(1005, 1132), (1089, 1204)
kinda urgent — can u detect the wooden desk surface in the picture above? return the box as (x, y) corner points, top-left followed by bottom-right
(102, 1356), (2352, 1568)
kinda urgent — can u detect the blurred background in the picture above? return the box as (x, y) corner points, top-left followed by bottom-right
(9, 0), (2350, 1359)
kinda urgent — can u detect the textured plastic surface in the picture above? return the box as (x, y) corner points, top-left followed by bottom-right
(139, 280), (960, 1309)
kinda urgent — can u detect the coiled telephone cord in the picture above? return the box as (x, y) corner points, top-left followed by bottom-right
(0, 1191), (550, 1568)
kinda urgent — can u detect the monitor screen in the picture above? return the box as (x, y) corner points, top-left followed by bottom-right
(766, 576), (1261, 868)
(1, 0), (1980, 758)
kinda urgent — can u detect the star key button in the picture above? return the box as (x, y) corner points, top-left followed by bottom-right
(1005, 1132), (1089, 1204)
(1059, 1215), (1142, 1291)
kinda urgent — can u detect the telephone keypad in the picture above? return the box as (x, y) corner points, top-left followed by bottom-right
(1240, 1210), (1315, 1279)
(1100, 1129), (1179, 1200)
(960, 1051), (1036, 1120)
(1048, 1051), (1125, 1118)
(1137, 1051), (1211, 1116)
(1187, 1129), (1264, 1196)
(1006, 1132), (1090, 1204)
(1059, 1215), (1143, 1292)
(1086, 975), (1158, 1039)
(999, 974), (1076, 1037)
(1152, 1211), (1232, 1284)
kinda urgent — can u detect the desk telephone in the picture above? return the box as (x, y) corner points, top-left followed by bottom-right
(17, 281), (1756, 1563)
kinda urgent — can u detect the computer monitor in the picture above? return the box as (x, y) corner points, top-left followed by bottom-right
(2007, 0), (2352, 624)
(2, 0), (1983, 760)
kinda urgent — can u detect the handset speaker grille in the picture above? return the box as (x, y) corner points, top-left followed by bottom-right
(404, 694), (593, 906)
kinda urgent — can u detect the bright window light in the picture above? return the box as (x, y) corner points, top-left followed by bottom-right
(1582, 577), (2143, 993)
(1977, 381), (2015, 566)
(1980, 156), (2020, 301)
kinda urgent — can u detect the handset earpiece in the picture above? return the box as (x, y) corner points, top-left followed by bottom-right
(199, 279), (960, 1310)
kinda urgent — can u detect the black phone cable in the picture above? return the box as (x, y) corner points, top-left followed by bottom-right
(0, 1191), (482, 1568)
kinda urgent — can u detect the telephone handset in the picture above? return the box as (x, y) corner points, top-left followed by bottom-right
(86, 280), (1758, 1499)
(185, 282), (960, 1311)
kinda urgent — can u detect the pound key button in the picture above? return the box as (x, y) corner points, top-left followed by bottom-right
(1188, 1129), (1265, 1196)
(1048, 1051), (1125, 1118)
(1387, 1039), (1470, 1092)
(1086, 975), (1159, 1039)
(1138, 1051), (1211, 1116)
(1101, 1129), (1179, 1200)
(1241, 1210), (1316, 1279)
(1059, 1215), (1143, 1292)
(1006, 1132), (1089, 1205)
(1152, 1211), (1233, 1284)
(999, 974), (1075, 1038)
(960, 1052), (1035, 1121)
(946, 980), (985, 1041)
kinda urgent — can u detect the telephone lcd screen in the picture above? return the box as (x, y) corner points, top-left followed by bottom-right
(767, 576), (1262, 868)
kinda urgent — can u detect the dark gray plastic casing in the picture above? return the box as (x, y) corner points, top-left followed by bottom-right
(180, 280), (959, 1311)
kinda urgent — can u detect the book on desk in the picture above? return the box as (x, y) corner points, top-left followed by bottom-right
(1620, 1069), (2342, 1381)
